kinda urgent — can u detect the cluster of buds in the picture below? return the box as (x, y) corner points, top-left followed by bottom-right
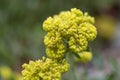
(22, 57), (69, 80)
(43, 8), (97, 59)
(22, 8), (97, 80)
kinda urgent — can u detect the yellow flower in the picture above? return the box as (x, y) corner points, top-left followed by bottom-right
(96, 15), (116, 40)
(46, 43), (66, 59)
(0, 66), (13, 80)
(44, 31), (62, 48)
(22, 57), (69, 80)
(43, 8), (97, 55)
(75, 51), (92, 63)
(43, 17), (54, 32)
(78, 22), (97, 41)
(69, 35), (88, 53)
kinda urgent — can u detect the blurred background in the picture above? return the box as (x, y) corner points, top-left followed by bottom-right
(0, 0), (120, 80)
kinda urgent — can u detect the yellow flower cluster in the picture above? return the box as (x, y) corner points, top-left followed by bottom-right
(0, 66), (13, 80)
(22, 57), (69, 80)
(43, 8), (97, 58)
(22, 8), (97, 80)
(0, 66), (23, 80)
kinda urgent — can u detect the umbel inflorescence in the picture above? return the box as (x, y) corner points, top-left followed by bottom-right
(43, 8), (97, 59)
(22, 57), (69, 80)
(22, 8), (97, 80)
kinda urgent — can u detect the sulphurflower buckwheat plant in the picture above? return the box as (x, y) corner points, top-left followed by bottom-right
(22, 8), (97, 80)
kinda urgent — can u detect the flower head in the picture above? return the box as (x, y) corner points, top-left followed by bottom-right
(22, 57), (69, 80)
(43, 8), (97, 57)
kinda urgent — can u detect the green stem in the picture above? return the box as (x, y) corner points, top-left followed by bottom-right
(82, 63), (88, 80)
(67, 52), (77, 80)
